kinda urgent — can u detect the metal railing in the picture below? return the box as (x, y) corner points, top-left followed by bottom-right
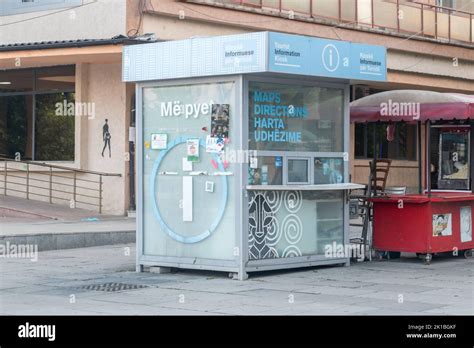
(0, 157), (121, 214)
(185, 0), (474, 45)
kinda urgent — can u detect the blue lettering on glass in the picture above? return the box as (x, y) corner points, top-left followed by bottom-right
(252, 90), (304, 144)
(253, 91), (281, 103)
(254, 130), (302, 143)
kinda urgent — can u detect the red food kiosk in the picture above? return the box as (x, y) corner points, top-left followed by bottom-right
(351, 90), (474, 264)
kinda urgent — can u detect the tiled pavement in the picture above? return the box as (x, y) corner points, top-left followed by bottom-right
(0, 244), (472, 315)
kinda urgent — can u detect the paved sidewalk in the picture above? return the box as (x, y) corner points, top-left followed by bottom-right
(0, 243), (472, 315)
(0, 217), (135, 236)
(0, 195), (106, 222)
(0, 196), (135, 250)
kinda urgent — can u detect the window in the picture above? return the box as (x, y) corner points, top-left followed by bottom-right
(0, 0), (82, 16)
(248, 156), (283, 185)
(142, 82), (237, 260)
(35, 92), (75, 161)
(247, 80), (346, 186)
(245, 80), (347, 258)
(248, 81), (344, 152)
(314, 158), (344, 184)
(437, 0), (456, 9)
(0, 95), (31, 159)
(287, 158), (310, 184)
(354, 122), (417, 161)
(0, 66), (75, 161)
(429, 126), (470, 190)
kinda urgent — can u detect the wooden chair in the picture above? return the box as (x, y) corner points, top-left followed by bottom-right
(349, 159), (393, 261)
(349, 167), (375, 261)
(370, 159), (392, 195)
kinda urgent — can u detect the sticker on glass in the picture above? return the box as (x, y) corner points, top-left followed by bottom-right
(151, 133), (167, 150)
(205, 181), (215, 193)
(206, 135), (225, 153)
(211, 104), (229, 139)
(187, 139), (200, 162)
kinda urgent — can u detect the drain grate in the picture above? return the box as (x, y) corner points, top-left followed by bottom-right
(79, 282), (148, 292)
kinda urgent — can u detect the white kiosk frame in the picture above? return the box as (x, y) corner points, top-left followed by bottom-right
(124, 32), (386, 280)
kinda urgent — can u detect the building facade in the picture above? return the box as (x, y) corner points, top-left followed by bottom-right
(133, 0), (474, 192)
(0, 0), (139, 215)
(0, 0), (473, 215)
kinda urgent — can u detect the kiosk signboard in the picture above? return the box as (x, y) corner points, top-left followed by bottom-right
(268, 32), (387, 81)
(123, 32), (387, 83)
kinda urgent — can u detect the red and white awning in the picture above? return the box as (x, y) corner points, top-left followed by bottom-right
(350, 90), (474, 123)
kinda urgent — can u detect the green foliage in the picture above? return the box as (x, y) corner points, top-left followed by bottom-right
(35, 93), (75, 161)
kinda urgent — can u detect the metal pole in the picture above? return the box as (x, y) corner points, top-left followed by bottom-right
(448, 8), (451, 42)
(99, 175), (103, 214)
(32, 91), (36, 161)
(421, 3), (424, 36)
(470, 13), (472, 43)
(373, 123), (377, 196)
(129, 96), (137, 212)
(129, 140), (136, 211)
(73, 171), (77, 207)
(418, 121), (422, 194)
(49, 167), (52, 204)
(396, 0), (400, 33)
(26, 163), (29, 200)
(426, 120), (431, 197)
(4, 160), (7, 196)
(338, 0), (341, 21)
(355, 0), (358, 25)
(371, 0), (374, 28)
(471, 120), (474, 192)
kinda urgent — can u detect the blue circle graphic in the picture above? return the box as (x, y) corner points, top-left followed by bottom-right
(150, 136), (228, 244)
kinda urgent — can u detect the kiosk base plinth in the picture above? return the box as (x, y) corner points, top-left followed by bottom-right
(149, 266), (172, 274)
(229, 272), (248, 281)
